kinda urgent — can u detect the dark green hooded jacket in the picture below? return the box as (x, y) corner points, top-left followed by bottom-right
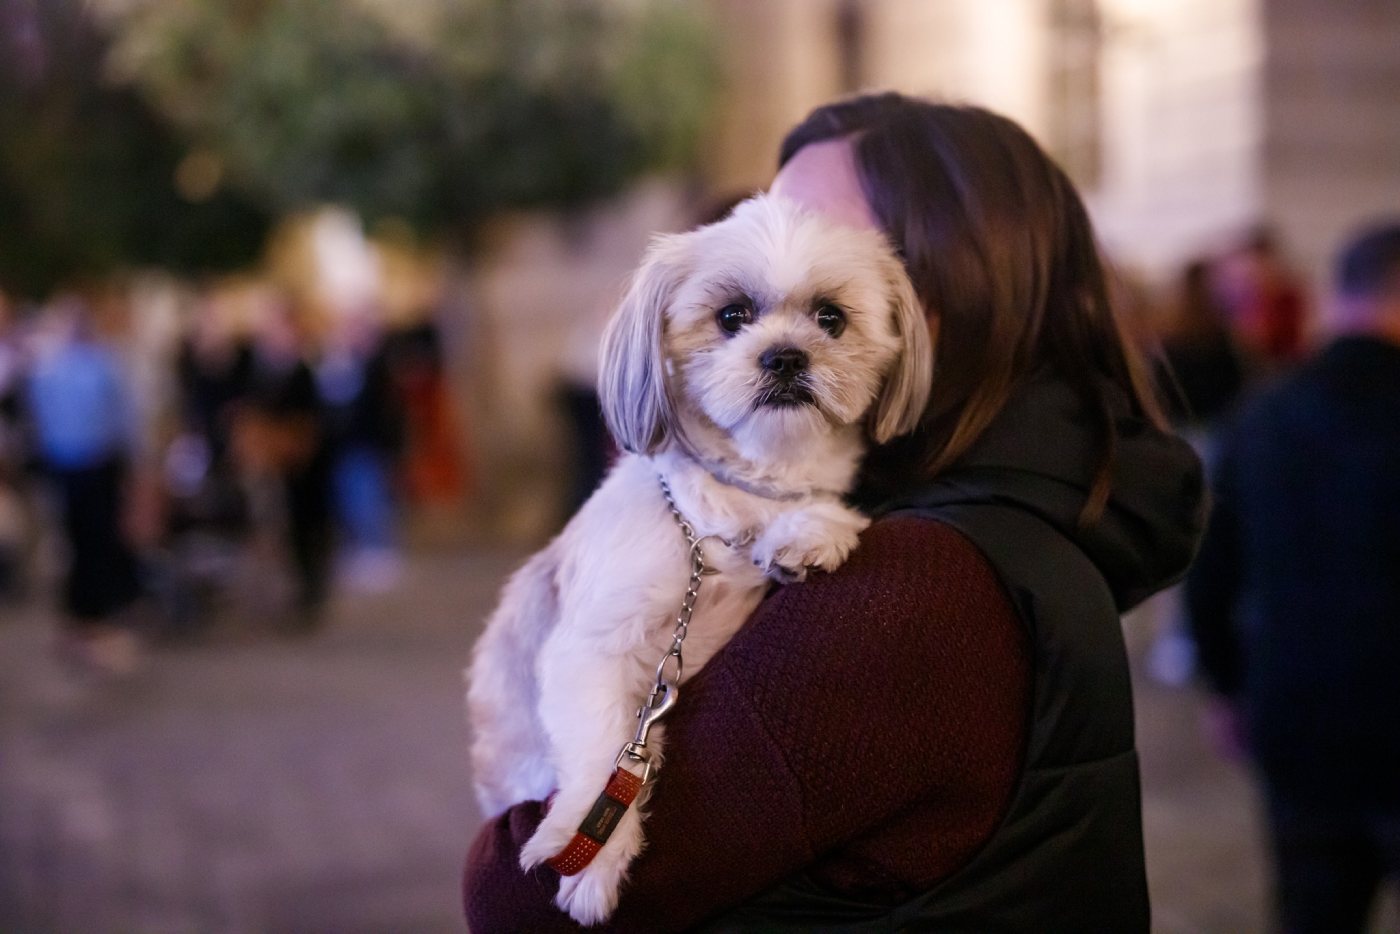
(703, 372), (1208, 932)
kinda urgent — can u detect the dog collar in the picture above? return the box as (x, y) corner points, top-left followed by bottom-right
(683, 451), (843, 503)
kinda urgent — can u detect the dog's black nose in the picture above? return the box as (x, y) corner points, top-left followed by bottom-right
(759, 346), (808, 379)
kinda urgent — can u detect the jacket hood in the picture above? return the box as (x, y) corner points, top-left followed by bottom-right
(878, 371), (1209, 612)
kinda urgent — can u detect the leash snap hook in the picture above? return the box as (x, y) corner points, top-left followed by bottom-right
(633, 677), (678, 747)
(615, 678), (678, 785)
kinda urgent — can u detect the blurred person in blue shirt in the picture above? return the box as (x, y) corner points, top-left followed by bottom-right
(317, 305), (403, 593)
(1187, 222), (1400, 934)
(26, 293), (142, 670)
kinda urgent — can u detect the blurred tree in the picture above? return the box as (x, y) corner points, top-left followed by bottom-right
(0, 0), (716, 299)
(0, 0), (273, 300)
(111, 0), (719, 241)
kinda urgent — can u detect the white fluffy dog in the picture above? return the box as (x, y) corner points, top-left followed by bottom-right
(467, 194), (932, 924)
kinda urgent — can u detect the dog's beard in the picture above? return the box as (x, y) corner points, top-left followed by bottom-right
(753, 377), (818, 410)
(680, 357), (838, 437)
(746, 376), (829, 444)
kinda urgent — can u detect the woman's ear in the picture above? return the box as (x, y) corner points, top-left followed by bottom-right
(870, 260), (934, 443)
(597, 235), (688, 454)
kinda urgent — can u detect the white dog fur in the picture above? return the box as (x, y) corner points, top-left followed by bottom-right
(466, 194), (932, 924)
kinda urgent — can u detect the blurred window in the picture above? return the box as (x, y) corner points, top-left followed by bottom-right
(1048, 0), (1103, 190)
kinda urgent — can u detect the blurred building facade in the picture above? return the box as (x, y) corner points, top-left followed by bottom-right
(463, 0), (1400, 541)
(7, 0), (1398, 545)
(702, 0), (1400, 292)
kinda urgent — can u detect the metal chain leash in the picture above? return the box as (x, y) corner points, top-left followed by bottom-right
(547, 475), (723, 872)
(615, 474), (715, 783)
(656, 473), (711, 685)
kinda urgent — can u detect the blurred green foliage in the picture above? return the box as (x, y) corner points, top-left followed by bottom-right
(0, 0), (273, 300)
(0, 0), (718, 300)
(114, 0), (718, 236)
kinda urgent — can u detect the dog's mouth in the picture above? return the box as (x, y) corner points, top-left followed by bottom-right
(755, 382), (817, 409)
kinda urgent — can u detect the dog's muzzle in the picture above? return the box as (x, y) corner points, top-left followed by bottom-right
(756, 384), (816, 407)
(756, 346), (816, 407)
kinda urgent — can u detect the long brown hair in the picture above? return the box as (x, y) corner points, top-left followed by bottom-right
(780, 94), (1166, 522)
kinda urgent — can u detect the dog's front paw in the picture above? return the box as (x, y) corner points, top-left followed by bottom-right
(752, 503), (869, 584)
(557, 862), (625, 926)
(518, 812), (579, 872)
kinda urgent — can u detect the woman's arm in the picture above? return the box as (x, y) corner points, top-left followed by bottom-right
(464, 516), (1030, 932)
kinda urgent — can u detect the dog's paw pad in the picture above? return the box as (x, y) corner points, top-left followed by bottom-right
(766, 539), (851, 581)
(765, 559), (808, 584)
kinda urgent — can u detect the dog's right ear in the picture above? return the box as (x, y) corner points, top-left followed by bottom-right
(870, 252), (934, 443)
(598, 235), (688, 455)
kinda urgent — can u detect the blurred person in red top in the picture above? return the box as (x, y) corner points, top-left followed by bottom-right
(1216, 226), (1311, 368)
(463, 95), (1206, 932)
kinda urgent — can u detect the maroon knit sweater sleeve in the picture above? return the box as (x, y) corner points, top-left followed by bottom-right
(463, 515), (1030, 933)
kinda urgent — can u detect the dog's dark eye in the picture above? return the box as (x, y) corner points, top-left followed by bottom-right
(815, 304), (846, 337)
(717, 304), (752, 335)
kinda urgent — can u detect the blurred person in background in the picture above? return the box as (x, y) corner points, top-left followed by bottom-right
(554, 301), (616, 523)
(25, 292), (143, 672)
(552, 193), (751, 524)
(1216, 225), (1311, 371)
(1157, 258), (1247, 439)
(235, 288), (333, 627)
(390, 317), (465, 509)
(174, 285), (256, 494)
(1143, 257), (1249, 687)
(0, 289), (28, 599)
(465, 95), (1206, 932)
(318, 304), (403, 592)
(157, 286), (257, 633)
(1186, 222), (1400, 933)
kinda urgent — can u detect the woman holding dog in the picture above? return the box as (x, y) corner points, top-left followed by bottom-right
(465, 94), (1206, 932)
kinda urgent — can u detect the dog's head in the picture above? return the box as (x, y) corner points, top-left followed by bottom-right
(599, 194), (932, 460)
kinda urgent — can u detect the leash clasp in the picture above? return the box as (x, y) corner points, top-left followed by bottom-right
(616, 678), (678, 784)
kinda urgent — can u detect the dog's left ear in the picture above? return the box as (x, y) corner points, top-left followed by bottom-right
(870, 260), (934, 443)
(598, 234), (689, 454)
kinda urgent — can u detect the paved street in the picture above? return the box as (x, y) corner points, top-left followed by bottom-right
(0, 548), (521, 934)
(0, 548), (1393, 932)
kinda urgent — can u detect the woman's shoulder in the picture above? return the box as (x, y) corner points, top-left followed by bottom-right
(694, 509), (1030, 853)
(724, 511), (1024, 683)
(858, 510), (997, 566)
(828, 511), (1013, 618)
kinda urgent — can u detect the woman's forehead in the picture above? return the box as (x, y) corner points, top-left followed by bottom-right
(769, 139), (880, 235)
